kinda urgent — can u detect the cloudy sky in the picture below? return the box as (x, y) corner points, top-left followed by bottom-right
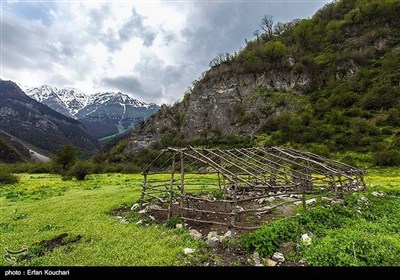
(1, 0), (331, 104)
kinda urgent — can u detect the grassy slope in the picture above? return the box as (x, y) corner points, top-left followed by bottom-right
(0, 174), (199, 266)
(0, 169), (399, 266)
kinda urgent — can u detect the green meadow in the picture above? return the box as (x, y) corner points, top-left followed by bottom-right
(1, 168), (399, 266)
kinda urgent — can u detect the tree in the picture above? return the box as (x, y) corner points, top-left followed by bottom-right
(52, 144), (78, 176)
(259, 14), (274, 38)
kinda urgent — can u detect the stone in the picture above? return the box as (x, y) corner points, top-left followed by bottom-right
(293, 201), (302, 206)
(116, 216), (123, 220)
(331, 199), (343, 205)
(175, 224), (183, 229)
(183, 248), (195, 255)
(321, 197), (331, 202)
(138, 209), (147, 215)
(136, 220), (143, 225)
(272, 252), (285, 262)
(266, 259), (277, 267)
(265, 197), (275, 203)
(206, 236), (220, 247)
(306, 198), (317, 205)
(207, 231), (219, 240)
(223, 230), (232, 239)
(252, 252), (263, 266)
(148, 204), (162, 210)
(357, 196), (369, 205)
(290, 194), (300, 199)
(148, 215), (156, 221)
(160, 232), (167, 236)
(257, 198), (265, 204)
(130, 203), (140, 211)
(236, 206), (245, 212)
(189, 229), (202, 240)
(298, 259), (307, 266)
(372, 191), (385, 197)
(301, 233), (312, 246)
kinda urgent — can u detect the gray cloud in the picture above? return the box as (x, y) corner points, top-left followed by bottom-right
(101, 7), (157, 51)
(102, 76), (143, 93)
(101, 75), (162, 100)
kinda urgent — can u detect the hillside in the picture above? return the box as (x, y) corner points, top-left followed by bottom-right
(113, 0), (400, 164)
(0, 80), (99, 156)
(0, 130), (31, 163)
(25, 86), (160, 140)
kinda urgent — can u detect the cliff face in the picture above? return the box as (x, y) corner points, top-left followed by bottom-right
(126, 66), (309, 152)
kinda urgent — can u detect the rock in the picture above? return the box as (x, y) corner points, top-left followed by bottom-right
(148, 215), (156, 221)
(207, 231), (219, 240)
(175, 224), (183, 229)
(298, 259), (307, 266)
(183, 248), (195, 255)
(356, 209), (362, 214)
(257, 198), (265, 204)
(294, 201), (302, 206)
(331, 199), (343, 205)
(306, 198), (317, 205)
(272, 252), (285, 262)
(138, 209), (147, 215)
(266, 259), (277, 267)
(290, 194), (299, 199)
(301, 233), (312, 246)
(160, 232), (167, 236)
(148, 204), (162, 210)
(130, 203), (140, 211)
(357, 196), (369, 205)
(371, 191), (385, 197)
(116, 215), (123, 220)
(206, 236), (220, 247)
(252, 252), (263, 266)
(189, 229), (202, 240)
(265, 197), (275, 203)
(136, 220), (143, 225)
(321, 197), (331, 202)
(223, 230), (232, 239)
(236, 206), (245, 212)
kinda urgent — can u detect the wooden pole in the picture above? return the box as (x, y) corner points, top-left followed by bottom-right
(230, 181), (238, 247)
(301, 180), (307, 212)
(168, 154), (176, 219)
(180, 151), (185, 225)
(140, 173), (147, 207)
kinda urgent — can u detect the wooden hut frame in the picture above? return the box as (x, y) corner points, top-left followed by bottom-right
(141, 146), (365, 236)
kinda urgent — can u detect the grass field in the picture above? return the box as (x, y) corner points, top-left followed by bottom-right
(1, 168), (399, 266)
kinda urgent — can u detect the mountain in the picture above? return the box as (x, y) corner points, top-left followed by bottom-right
(0, 80), (99, 156)
(25, 86), (160, 140)
(0, 130), (31, 163)
(114, 0), (400, 162)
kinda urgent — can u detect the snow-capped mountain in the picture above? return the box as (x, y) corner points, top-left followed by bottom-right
(25, 85), (88, 117)
(24, 85), (160, 140)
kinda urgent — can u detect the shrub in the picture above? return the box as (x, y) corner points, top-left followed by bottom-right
(0, 168), (19, 184)
(67, 161), (93, 180)
(372, 149), (400, 166)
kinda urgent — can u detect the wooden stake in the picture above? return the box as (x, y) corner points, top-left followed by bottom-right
(180, 151), (185, 225)
(140, 173), (147, 207)
(168, 154), (176, 219)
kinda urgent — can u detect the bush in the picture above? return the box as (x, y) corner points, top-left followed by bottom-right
(373, 149), (400, 166)
(0, 168), (19, 184)
(67, 161), (93, 180)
